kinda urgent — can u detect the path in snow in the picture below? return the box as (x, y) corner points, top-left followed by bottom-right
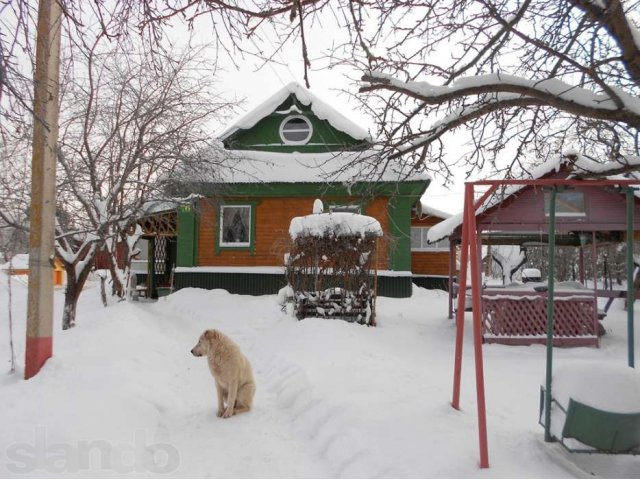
(131, 292), (333, 478)
(154, 288), (383, 478)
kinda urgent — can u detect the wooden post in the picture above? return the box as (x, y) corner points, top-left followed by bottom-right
(591, 231), (599, 346)
(25, 0), (62, 380)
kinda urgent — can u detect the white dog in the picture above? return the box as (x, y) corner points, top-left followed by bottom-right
(191, 329), (256, 418)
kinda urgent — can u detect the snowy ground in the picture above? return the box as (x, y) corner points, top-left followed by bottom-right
(1, 272), (639, 478)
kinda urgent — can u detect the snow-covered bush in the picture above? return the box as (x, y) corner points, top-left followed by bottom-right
(285, 201), (382, 326)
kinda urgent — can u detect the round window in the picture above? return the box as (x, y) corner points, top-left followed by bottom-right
(279, 115), (313, 144)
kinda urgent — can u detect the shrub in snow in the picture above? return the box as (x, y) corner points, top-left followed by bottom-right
(277, 285), (296, 317)
(285, 202), (382, 325)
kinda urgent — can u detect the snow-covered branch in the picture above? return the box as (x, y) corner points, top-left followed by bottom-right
(362, 72), (640, 160)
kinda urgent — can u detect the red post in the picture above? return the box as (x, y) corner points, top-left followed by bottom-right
(467, 183), (490, 468)
(452, 189), (471, 410)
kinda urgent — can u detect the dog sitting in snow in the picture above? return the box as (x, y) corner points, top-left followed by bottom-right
(191, 329), (256, 418)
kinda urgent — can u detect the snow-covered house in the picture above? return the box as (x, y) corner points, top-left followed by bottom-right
(170, 83), (432, 298)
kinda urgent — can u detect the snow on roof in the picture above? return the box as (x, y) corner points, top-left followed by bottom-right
(426, 152), (640, 244)
(141, 200), (178, 216)
(1, 253), (29, 270)
(289, 212), (383, 240)
(418, 200), (452, 219)
(521, 268), (541, 278)
(200, 148), (431, 184)
(219, 82), (373, 142)
(427, 212), (463, 244)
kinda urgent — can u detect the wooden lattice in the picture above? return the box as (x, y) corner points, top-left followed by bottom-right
(137, 211), (177, 236)
(482, 292), (598, 346)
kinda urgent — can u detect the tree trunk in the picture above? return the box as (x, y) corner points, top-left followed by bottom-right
(100, 274), (107, 307)
(8, 257), (16, 374)
(105, 237), (129, 299)
(61, 259), (94, 330)
(107, 260), (124, 298)
(62, 284), (79, 330)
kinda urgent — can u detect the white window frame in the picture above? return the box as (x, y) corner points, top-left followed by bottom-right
(544, 191), (587, 217)
(219, 205), (251, 248)
(328, 204), (361, 214)
(411, 226), (449, 252)
(279, 115), (313, 145)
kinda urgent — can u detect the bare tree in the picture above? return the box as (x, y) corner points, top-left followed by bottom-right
(0, 1), (36, 137)
(0, 126), (32, 257)
(113, 0), (640, 181)
(352, 0), (640, 179)
(5, 2), (640, 183)
(54, 30), (234, 329)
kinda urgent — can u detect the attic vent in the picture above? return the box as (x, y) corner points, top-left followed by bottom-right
(280, 115), (312, 144)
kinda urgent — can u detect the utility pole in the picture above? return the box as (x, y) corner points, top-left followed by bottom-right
(25, 0), (62, 380)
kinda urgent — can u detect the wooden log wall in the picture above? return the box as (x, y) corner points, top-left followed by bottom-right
(197, 197), (390, 269)
(410, 213), (451, 276)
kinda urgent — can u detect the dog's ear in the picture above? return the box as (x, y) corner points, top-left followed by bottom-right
(205, 329), (219, 341)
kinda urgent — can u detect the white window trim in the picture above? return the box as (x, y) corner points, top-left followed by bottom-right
(411, 226), (449, 252)
(279, 115), (313, 145)
(328, 204), (361, 214)
(219, 205), (251, 248)
(544, 191), (587, 217)
(544, 211), (587, 217)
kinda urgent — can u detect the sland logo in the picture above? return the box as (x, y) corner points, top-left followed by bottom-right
(4, 427), (180, 475)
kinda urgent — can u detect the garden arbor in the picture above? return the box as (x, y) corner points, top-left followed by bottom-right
(451, 177), (640, 468)
(286, 201), (383, 325)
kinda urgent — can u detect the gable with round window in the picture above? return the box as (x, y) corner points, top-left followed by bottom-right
(279, 115), (313, 144)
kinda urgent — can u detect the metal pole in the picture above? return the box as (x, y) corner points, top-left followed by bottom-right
(467, 184), (490, 468)
(579, 247), (585, 285)
(448, 239), (456, 320)
(452, 187), (471, 410)
(544, 188), (557, 442)
(25, 0), (62, 380)
(627, 188), (635, 368)
(592, 231), (599, 346)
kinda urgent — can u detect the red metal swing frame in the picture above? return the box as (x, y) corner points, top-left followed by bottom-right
(451, 178), (640, 469)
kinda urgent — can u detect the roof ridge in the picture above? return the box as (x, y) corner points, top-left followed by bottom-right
(218, 82), (373, 142)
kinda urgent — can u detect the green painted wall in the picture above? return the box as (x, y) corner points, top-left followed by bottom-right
(388, 196), (416, 271)
(177, 206), (197, 267)
(224, 96), (368, 153)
